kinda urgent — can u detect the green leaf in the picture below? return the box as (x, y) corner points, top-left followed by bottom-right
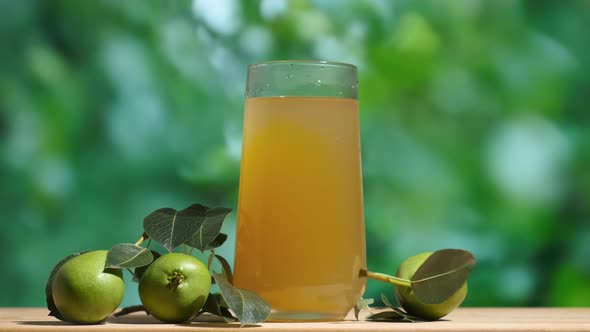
(213, 254), (233, 285)
(201, 293), (223, 317)
(46, 251), (88, 320)
(185, 207), (232, 252)
(143, 204), (209, 252)
(133, 250), (161, 282)
(366, 311), (408, 321)
(212, 271), (271, 325)
(354, 298), (374, 320)
(204, 233), (228, 251)
(200, 293), (236, 322)
(410, 249), (476, 304)
(381, 293), (395, 308)
(106, 243), (153, 269)
(381, 294), (419, 321)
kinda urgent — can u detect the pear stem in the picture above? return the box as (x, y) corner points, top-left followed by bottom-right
(134, 232), (149, 246)
(361, 270), (412, 288)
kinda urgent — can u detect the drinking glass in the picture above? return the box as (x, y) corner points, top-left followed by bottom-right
(233, 61), (366, 321)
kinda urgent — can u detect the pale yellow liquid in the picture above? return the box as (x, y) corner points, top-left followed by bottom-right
(233, 96), (366, 321)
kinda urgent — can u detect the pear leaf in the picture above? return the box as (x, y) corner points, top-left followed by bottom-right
(143, 204), (209, 252)
(212, 271), (271, 325)
(410, 249), (476, 304)
(132, 250), (161, 282)
(199, 293), (236, 322)
(354, 298), (374, 320)
(106, 243), (153, 269)
(204, 233), (228, 251)
(366, 311), (407, 321)
(185, 207), (232, 252)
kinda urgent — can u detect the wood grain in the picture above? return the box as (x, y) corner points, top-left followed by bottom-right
(1, 307), (589, 332)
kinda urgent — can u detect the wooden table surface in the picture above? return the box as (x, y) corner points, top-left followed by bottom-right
(1, 307), (589, 332)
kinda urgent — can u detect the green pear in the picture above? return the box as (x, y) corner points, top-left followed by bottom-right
(139, 253), (211, 323)
(395, 252), (467, 320)
(51, 250), (124, 324)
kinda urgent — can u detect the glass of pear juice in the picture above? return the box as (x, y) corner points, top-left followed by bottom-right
(233, 61), (366, 321)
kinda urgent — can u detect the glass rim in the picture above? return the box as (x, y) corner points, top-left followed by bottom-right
(248, 60), (357, 70)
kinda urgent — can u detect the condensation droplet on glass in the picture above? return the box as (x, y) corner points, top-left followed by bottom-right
(285, 74), (295, 79)
(337, 91), (343, 96)
(255, 88), (263, 95)
(265, 83), (270, 87)
(315, 79), (322, 87)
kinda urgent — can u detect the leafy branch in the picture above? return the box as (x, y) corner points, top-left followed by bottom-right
(108, 203), (270, 325)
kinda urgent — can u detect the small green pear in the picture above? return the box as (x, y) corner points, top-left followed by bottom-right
(395, 252), (467, 320)
(139, 253), (211, 323)
(51, 250), (124, 324)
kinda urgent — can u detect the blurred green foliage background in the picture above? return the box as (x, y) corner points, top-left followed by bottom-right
(1, 0), (590, 308)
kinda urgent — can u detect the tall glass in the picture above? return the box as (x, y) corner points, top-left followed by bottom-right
(233, 61), (366, 321)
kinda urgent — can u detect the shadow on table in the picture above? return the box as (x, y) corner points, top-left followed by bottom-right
(18, 318), (260, 328)
(108, 313), (260, 328)
(18, 321), (68, 326)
